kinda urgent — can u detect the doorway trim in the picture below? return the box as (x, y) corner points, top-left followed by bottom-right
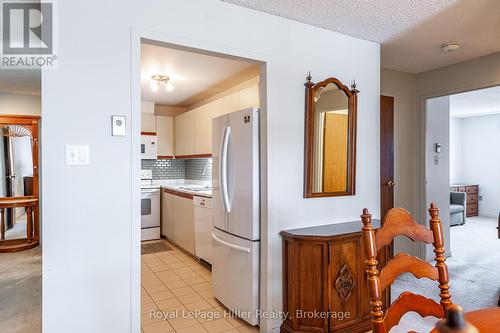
(418, 81), (500, 260)
(130, 28), (270, 333)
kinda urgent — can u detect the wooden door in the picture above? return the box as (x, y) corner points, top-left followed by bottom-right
(380, 96), (394, 305)
(323, 113), (349, 192)
(380, 96), (394, 219)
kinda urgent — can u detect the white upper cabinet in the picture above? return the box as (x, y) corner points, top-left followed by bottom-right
(239, 84), (260, 109)
(194, 99), (222, 154)
(156, 116), (174, 157)
(174, 81), (259, 156)
(141, 101), (156, 132)
(221, 91), (240, 115)
(174, 111), (196, 156)
(141, 115), (156, 133)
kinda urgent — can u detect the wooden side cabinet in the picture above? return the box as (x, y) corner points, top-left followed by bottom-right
(280, 221), (389, 333)
(450, 184), (479, 217)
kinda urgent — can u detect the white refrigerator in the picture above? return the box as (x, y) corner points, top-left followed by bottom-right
(212, 108), (260, 326)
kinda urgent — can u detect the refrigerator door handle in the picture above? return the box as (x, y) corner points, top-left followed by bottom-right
(212, 233), (250, 253)
(220, 126), (231, 213)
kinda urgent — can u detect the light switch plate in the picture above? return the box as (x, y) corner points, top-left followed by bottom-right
(66, 145), (90, 166)
(112, 115), (126, 136)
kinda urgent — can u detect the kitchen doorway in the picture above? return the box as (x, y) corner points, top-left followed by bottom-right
(132, 34), (267, 333)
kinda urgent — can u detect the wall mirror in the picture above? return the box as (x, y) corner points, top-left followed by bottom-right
(0, 116), (40, 252)
(304, 74), (358, 198)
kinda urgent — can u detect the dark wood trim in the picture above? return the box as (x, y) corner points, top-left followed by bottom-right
(163, 188), (194, 200)
(0, 114), (41, 124)
(174, 154), (212, 159)
(0, 239), (38, 253)
(303, 75), (358, 198)
(157, 155), (175, 160)
(141, 131), (156, 136)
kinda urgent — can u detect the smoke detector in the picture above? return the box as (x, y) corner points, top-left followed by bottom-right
(441, 42), (461, 53)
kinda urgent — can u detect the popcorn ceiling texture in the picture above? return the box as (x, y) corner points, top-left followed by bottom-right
(220, 0), (458, 43)
(220, 0), (500, 73)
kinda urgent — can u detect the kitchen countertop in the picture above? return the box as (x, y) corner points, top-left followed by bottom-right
(142, 179), (212, 198)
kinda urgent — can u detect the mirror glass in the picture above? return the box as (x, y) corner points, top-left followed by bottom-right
(0, 125), (34, 240)
(312, 83), (350, 193)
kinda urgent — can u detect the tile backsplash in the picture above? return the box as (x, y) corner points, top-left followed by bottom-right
(186, 158), (212, 181)
(141, 158), (212, 181)
(141, 158), (185, 180)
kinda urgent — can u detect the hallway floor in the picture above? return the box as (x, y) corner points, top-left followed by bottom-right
(141, 240), (259, 333)
(391, 216), (500, 332)
(0, 246), (41, 333)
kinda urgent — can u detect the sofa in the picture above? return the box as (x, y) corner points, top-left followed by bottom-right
(450, 191), (466, 226)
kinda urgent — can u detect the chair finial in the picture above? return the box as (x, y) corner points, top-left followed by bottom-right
(429, 203), (440, 219)
(361, 208), (372, 227)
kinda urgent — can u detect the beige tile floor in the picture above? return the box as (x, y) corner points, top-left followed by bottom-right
(141, 240), (260, 333)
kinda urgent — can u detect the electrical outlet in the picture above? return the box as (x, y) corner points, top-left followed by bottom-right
(479, 195), (483, 201)
(434, 155), (439, 165)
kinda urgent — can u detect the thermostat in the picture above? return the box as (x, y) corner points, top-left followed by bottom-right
(112, 115), (126, 136)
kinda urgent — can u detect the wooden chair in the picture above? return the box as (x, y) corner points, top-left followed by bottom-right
(361, 203), (452, 333)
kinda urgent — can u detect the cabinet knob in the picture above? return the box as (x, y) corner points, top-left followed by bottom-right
(386, 180), (395, 188)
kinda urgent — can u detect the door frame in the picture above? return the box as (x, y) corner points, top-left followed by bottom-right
(418, 83), (500, 260)
(130, 28), (270, 332)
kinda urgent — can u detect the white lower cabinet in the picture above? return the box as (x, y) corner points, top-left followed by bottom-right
(174, 195), (195, 255)
(162, 189), (195, 255)
(162, 192), (175, 240)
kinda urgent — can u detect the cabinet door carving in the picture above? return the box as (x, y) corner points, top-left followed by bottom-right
(335, 263), (355, 302)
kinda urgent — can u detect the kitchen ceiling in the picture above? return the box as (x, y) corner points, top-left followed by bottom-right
(141, 42), (258, 106)
(450, 85), (500, 118)
(221, 0), (500, 74)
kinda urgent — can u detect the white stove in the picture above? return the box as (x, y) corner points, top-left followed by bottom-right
(140, 170), (160, 241)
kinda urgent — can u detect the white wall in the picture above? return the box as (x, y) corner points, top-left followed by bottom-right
(449, 117), (463, 184)
(0, 92), (40, 115)
(41, 1), (380, 332)
(425, 96), (451, 258)
(461, 114), (500, 217)
(380, 68), (419, 256)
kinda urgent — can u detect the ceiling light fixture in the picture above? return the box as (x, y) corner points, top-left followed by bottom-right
(441, 42), (461, 53)
(150, 74), (174, 92)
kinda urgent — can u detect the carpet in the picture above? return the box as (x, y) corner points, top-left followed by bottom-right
(141, 241), (173, 255)
(390, 216), (500, 332)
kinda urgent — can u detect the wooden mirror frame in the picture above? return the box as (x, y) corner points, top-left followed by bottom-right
(0, 115), (40, 252)
(303, 74), (358, 198)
